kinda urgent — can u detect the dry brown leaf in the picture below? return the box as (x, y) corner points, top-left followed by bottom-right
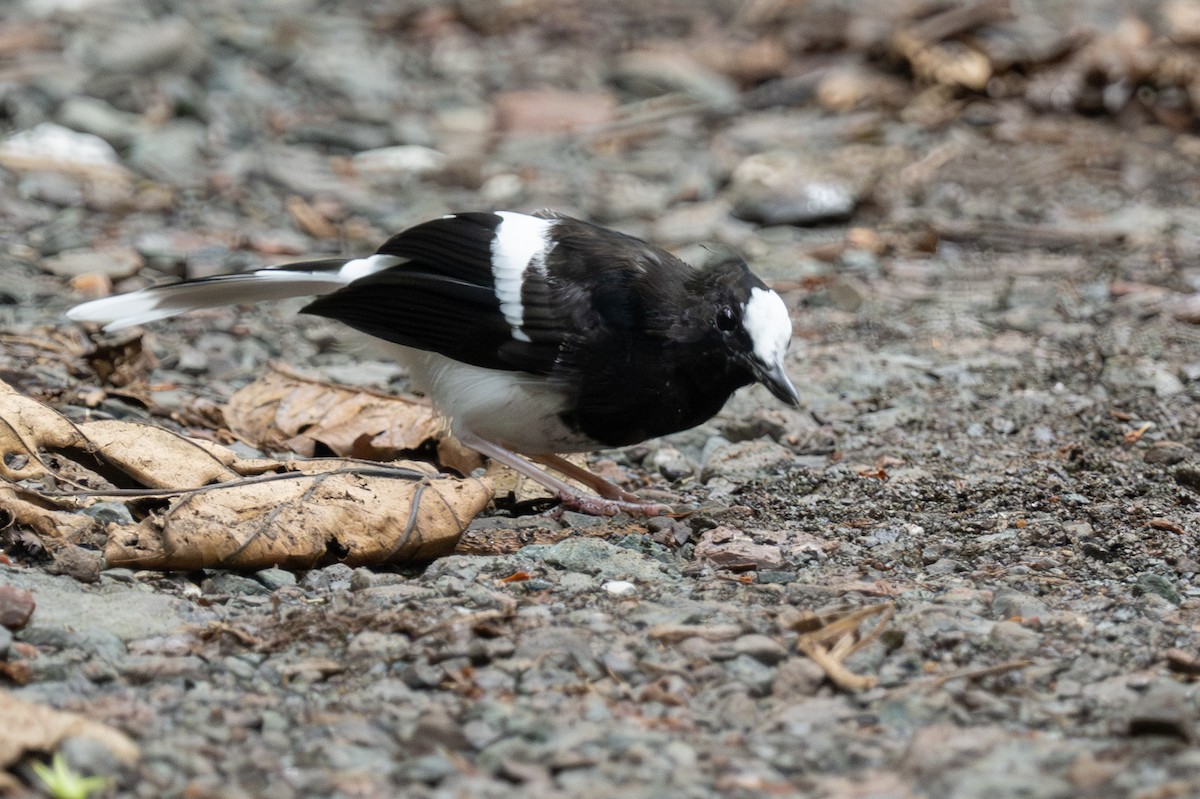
(225, 366), (483, 472)
(0, 689), (139, 768)
(436, 434), (488, 476)
(0, 485), (95, 541)
(0, 380), (239, 489)
(0, 377), (493, 569)
(84, 330), (157, 387)
(104, 464), (491, 569)
(78, 419), (240, 488)
(0, 381), (90, 482)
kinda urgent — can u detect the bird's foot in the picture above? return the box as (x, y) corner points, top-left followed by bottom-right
(555, 492), (676, 518)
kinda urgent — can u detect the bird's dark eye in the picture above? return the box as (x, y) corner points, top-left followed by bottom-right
(716, 306), (736, 332)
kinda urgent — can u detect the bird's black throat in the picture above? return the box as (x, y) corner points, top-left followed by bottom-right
(557, 334), (754, 448)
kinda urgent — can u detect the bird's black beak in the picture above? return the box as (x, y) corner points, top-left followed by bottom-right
(752, 357), (800, 407)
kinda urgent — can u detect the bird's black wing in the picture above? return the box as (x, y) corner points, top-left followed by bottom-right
(301, 213), (566, 374)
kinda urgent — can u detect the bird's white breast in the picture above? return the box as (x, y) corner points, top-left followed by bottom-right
(381, 344), (594, 454)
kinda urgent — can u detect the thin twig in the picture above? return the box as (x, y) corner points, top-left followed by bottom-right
(930, 658), (1035, 690)
(796, 638), (877, 692)
(792, 603), (895, 692)
(37, 464), (435, 499)
(412, 609), (513, 640)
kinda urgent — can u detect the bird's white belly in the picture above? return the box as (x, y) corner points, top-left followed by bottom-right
(381, 344), (593, 454)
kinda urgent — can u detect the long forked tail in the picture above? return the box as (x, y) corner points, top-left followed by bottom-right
(66, 254), (401, 332)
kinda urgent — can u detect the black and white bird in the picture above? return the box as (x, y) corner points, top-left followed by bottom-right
(67, 211), (799, 515)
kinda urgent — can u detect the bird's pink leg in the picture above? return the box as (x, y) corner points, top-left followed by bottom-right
(456, 432), (672, 517)
(530, 453), (644, 502)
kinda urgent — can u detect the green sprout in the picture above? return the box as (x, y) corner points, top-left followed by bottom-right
(30, 753), (111, 799)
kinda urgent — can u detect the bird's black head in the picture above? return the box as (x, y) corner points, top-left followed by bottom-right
(684, 258), (800, 407)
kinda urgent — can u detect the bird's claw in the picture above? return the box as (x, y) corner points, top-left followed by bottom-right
(556, 493), (676, 518)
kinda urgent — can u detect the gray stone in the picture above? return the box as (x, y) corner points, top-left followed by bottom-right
(729, 151), (860, 226)
(2, 123), (120, 170)
(176, 347), (209, 375)
(19, 171), (83, 206)
(521, 537), (673, 582)
(352, 145), (445, 179)
(59, 735), (124, 782)
(309, 740), (398, 777)
(725, 653), (777, 696)
(939, 737), (1074, 799)
(128, 121), (208, 188)
(41, 247), (143, 279)
(119, 655), (207, 683)
(347, 630), (410, 662)
(514, 626), (600, 678)
(202, 573), (269, 596)
(407, 705), (471, 752)
(255, 567), (298, 591)
(701, 439), (796, 483)
(1134, 573), (1181, 605)
(773, 657), (827, 696)
(693, 527), (784, 571)
(80, 19), (204, 75)
(56, 96), (141, 147)
(299, 564), (355, 592)
(1128, 679), (1197, 741)
(610, 50), (738, 111)
(50, 545), (103, 583)
(398, 752), (458, 784)
(2, 567), (209, 642)
(399, 661), (444, 690)
(991, 588), (1051, 620)
(988, 620), (1042, 657)
(925, 557), (965, 575)
(733, 633), (788, 665)
(1144, 441), (1190, 465)
(556, 511), (611, 530)
(98, 566), (137, 585)
(652, 200), (734, 245)
(647, 445), (695, 481)
(356, 583), (439, 607)
(646, 516), (692, 547)
(221, 654), (257, 681)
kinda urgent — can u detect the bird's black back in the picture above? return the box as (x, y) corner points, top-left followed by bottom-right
(302, 212), (761, 446)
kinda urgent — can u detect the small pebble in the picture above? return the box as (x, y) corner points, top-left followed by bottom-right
(0, 586), (35, 630)
(51, 546), (103, 584)
(201, 573), (269, 596)
(602, 580), (637, 597)
(733, 634), (788, 665)
(255, 567), (298, 591)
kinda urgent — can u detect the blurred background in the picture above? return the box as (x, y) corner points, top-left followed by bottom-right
(4, 0), (1200, 278)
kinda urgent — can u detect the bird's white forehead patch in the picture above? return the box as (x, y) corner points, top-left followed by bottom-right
(492, 212), (555, 344)
(743, 287), (792, 364)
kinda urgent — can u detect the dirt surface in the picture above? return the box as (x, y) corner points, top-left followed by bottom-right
(4, 1), (1200, 797)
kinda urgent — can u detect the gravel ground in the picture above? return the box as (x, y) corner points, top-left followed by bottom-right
(5, 1), (1200, 797)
